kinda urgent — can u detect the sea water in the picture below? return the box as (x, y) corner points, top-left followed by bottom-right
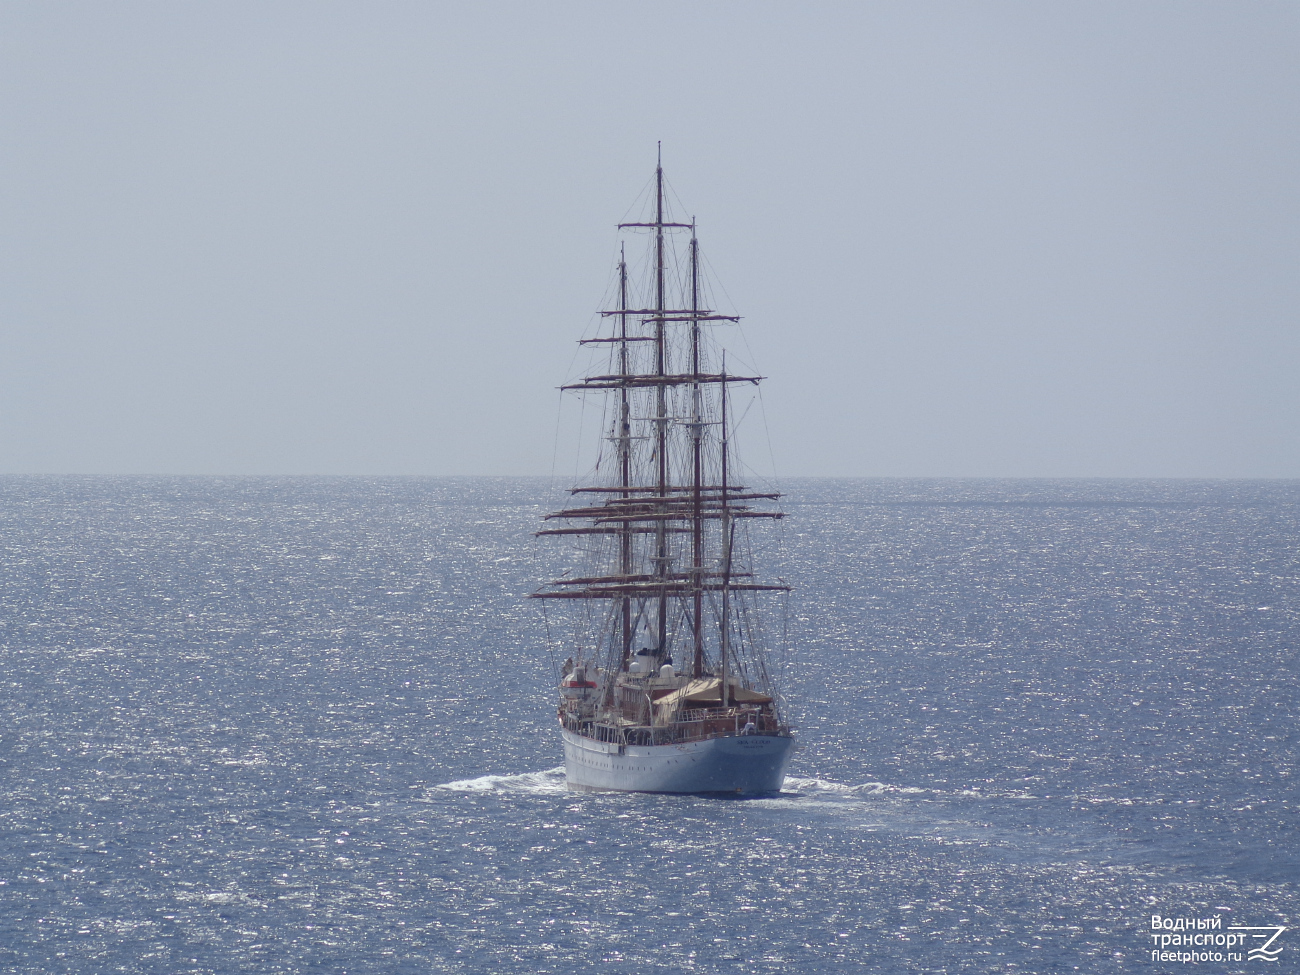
(0, 476), (1295, 973)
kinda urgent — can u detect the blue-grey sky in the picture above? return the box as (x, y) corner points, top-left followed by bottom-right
(1, 2), (1296, 477)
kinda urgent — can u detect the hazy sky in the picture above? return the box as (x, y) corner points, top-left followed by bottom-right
(1, 2), (1296, 477)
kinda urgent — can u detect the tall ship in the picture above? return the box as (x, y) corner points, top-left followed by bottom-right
(531, 155), (795, 794)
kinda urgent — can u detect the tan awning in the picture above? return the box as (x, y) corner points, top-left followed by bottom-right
(656, 678), (772, 711)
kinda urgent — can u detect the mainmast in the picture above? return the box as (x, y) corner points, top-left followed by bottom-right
(653, 148), (669, 658)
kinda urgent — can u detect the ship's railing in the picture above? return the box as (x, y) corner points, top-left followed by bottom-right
(666, 707), (781, 743)
(676, 706), (774, 726)
(561, 707), (782, 746)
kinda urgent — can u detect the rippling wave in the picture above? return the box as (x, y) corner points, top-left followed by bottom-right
(0, 476), (1294, 974)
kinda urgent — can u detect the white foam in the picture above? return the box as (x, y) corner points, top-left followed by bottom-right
(435, 770), (923, 799)
(435, 767), (568, 794)
(783, 776), (856, 793)
(783, 776), (899, 796)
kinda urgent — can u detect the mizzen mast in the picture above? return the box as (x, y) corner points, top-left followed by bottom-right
(618, 243), (633, 671)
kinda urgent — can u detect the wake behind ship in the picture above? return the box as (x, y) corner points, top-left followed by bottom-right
(531, 155), (795, 794)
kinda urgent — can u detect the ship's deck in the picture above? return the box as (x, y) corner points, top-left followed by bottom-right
(560, 705), (785, 747)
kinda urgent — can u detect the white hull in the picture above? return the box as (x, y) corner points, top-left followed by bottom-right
(562, 727), (794, 794)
